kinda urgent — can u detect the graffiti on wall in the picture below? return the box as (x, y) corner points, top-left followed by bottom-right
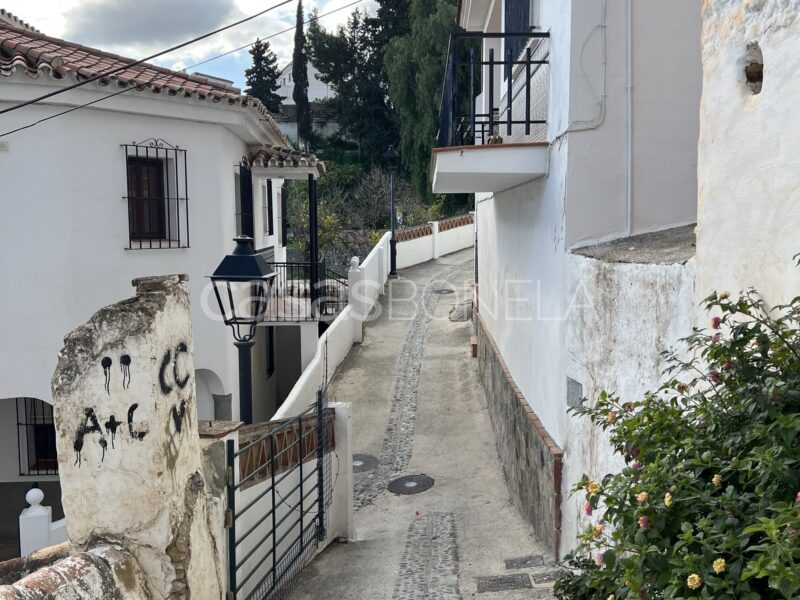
(71, 343), (192, 468)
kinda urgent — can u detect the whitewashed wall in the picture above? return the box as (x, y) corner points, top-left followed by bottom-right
(273, 234), (391, 420)
(695, 0), (800, 305)
(560, 255), (694, 551)
(0, 80), (285, 433)
(396, 220), (475, 270)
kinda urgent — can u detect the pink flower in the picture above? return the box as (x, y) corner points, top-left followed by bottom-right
(795, 491), (800, 503)
(638, 515), (650, 530)
(583, 501), (593, 516)
(632, 461), (642, 470)
(712, 316), (722, 330)
(722, 361), (733, 371)
(712, 333), (722, 343)
(631, 448), (640, 459)
(710, 370), (721, 384)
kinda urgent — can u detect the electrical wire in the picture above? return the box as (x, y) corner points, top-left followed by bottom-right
(0, 0), (365, 139)
(0, 0), (293, 117)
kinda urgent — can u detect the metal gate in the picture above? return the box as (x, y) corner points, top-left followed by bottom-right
(225, 391), (333, 600)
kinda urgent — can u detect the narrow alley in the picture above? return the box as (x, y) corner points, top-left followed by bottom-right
(288, 250), (558, 599)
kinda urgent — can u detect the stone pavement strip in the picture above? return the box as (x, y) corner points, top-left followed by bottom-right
(287, 250), (557, 600)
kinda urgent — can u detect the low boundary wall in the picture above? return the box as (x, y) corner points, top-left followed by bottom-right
(396, 213), (474, 269)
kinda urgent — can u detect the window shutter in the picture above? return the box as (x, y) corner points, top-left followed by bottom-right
(238, 163), (254, 239)
(504, 0), (530, 78)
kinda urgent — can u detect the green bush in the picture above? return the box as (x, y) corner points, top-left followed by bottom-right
(555, 288), (800, 599)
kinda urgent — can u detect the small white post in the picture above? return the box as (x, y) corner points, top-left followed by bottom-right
(348, 257), (364, 343)
(19, 488), (53, 556)
(330, 403), (354, 541)
(429, 221), (440, 260)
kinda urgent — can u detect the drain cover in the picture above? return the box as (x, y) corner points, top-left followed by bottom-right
(387, 474), (434, 495)
(433, 288), (455, 295)
(352, 453), (378, 473)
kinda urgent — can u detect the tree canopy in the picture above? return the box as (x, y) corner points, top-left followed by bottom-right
(244, 38), (283, 113)
(293, 0), (312, 144)
(384, 0), (458, 200)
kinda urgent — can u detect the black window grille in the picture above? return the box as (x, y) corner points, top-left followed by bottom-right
(266, 326), (275, 377)
(280, 182), (288, 248)
(16, 398), (58, 476)
(122, 138), (189, 249)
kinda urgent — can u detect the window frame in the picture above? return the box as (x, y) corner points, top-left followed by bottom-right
(16, 398), (58, 476)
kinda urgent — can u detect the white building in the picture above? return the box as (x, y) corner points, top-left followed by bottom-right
(431, 0), (702, 555)
(275, 61), (332, 105)
(0, 12), (331, 557)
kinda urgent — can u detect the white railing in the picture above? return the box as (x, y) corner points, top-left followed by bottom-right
(273, 233), (391, 420)
(19, 488), (68, 556)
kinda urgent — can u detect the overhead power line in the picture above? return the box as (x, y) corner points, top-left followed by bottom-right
(0, 0), (366, 139)
(0, 0), (294, 117)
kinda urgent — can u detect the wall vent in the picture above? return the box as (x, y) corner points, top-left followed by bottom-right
(745, 42), (763, 95)
(567, 377), (584, 409)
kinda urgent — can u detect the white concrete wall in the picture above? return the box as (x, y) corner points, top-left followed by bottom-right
(0, 79), (287, 436)
(695, 0), (800, 305)
(274, 234), (391, 420)
(560, 254), (694, 552)
(396, 222), (475, 270)
(565, 0), (701, 247)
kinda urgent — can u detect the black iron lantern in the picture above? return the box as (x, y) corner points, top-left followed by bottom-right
(383, 145), (400, 276)
(209, 236), (277, 424)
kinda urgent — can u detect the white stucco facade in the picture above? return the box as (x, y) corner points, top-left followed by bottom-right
(0, 72), (289, 485)
(456, 0), (703, 555)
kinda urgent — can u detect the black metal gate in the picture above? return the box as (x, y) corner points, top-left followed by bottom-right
(225, 391), (332, 600)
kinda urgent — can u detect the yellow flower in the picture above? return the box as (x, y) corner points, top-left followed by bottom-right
(607, 596), (615, 600)
(687, 573), (702, 590)
(712, 474), (723, 487)
(607, 410), (618, 424)
(719, 290), (731, 300)
(713, 558), (726, 574)
(637, 491), (649, 504)
(664, 492), (673, 507)
(587, 481), (602, 495)
(593, 524), (604, 539)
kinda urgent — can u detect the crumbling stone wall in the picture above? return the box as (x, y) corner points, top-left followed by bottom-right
(0, 545), (148, 600)
(51, 275), (223, 599)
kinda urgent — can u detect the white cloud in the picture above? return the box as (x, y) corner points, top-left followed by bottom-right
(2, 0), (377, 85)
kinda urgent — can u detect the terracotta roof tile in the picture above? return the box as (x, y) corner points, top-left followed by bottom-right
(0, 17), (289, 146)
(251, 145), (326, 176)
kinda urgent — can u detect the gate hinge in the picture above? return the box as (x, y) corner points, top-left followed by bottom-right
(226, 466), (234, 486)
(225, 509), (233, 529)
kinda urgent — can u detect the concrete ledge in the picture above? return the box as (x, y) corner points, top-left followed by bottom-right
(475, 314), (562, 557)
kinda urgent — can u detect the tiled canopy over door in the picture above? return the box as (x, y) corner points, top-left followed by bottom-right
(505, 0), (530, 78)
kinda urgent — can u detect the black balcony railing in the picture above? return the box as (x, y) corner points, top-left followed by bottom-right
(438, 32), (550, 148)
(264, 262), (348, 322)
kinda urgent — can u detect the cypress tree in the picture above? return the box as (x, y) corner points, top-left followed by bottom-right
(293, 0), (312, 144)
(244, 38), (284, 113)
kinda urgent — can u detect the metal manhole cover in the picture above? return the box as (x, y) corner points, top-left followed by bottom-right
(433, 288), (455, 295)
(352, 453), (378, 473)
(387, 474), (434, 495)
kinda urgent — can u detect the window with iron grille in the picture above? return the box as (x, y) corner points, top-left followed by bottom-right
(16, 398), (58, 476)
(122, 138), (190, 249)
(505, 0), (531, 78)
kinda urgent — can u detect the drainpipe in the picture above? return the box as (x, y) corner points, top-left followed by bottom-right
(625, 0), (633, 237)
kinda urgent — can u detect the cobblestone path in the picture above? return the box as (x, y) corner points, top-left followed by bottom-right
(287, 251), (556, 600)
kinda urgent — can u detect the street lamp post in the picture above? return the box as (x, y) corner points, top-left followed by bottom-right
(209, 236), (277, 425)
(383, 145), (400, 277)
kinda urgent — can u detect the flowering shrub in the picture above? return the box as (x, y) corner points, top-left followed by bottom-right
(554, 288), (800, 599)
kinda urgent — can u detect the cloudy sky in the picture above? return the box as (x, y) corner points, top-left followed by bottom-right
(2, 0), (377, 89)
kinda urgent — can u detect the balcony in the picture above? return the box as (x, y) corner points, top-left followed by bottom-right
(431, 32), (550, 194)
(262, 262), (348, 324)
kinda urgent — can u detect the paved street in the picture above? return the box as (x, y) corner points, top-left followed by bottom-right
(288, 250), (557, 600)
